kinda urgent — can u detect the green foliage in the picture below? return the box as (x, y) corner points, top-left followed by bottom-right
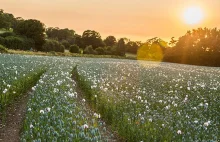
(0, 68), (45, 123)
(0, 44), (8, 53)
(116, 38), (126, 56)
(126, 41), (142, 54)
(14, 19), (45, 51)
(3, 35), (34, 50)
(46, 27), (75, 42)
(95, 47), (105, 55)
(42, 39), (65, 53)
(61, 40), (70, 49)
(83, 45), (96, 54)
(104, 36), (116, 47)
(0, 37), (5, 45)
(82, 30), (105, 49)
(69, 44), (80, 53)
(0, 31), (16, 38)
(0, 9), (17, 30)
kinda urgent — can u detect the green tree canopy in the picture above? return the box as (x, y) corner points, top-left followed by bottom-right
(104, 36), (116, 47)
(46, 27), (75, 41)
(0, 9), (17, 30)
(82, 30), (104, 49)
(14, 19), (46, 51)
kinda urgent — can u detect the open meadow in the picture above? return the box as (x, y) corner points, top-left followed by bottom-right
(0, 54), (219, 141)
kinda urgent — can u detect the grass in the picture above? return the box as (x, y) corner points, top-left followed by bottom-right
(0, 69), (45, 123)
(7, 49), (137, 60)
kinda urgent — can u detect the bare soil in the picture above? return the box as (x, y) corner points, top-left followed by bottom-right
(0, 93), (29, 142)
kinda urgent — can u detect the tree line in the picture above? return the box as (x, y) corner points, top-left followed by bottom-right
(0, 9), (141, 56)
(0, 9), (219, 66)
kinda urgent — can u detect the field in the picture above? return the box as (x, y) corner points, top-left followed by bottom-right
(0, 54), (219, 141)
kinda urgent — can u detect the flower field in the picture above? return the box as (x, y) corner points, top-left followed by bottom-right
(76, 59), (220, 141)
(0, 54), (219, 141)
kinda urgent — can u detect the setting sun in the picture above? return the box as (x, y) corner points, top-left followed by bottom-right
(183, 7), (204, 25)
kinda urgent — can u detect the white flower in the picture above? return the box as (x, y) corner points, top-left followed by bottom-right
(30, 124), (34, 128)
(194, 120), (198, 123)
(187, 87), (190, 90)
(28, 108), (32, 111)
(94, 113), (101, 118)
(40, 110), (44, 114)
(3, 88), (7, 94)
(177, 130), (182, 134)
(162, 124), (165, 127)
(83, 124), (89, 129)
(94, 95), (97, 98)
(46, 107), (51, 112)
(204, 121), (210, 127)
(68, 93), (74, 97)
(32, 87), (35, 91)
(149, 118), (152, 122)
(82, 99), (86, 102)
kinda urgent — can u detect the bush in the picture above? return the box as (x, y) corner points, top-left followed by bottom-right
(69, 44), (80, 53)
(4, 36), (23, 50)
(0, 44), (8, 53)
(83, 45), (96, 54)
(42, 40), (64, 53)
(2, 35), (34, 50)
(95, 47), (105, 55)
(61, 40), (70, 49)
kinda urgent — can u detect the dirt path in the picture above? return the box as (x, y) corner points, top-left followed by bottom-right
(72, 72), (124, 142)
(0, 93), (29, 142)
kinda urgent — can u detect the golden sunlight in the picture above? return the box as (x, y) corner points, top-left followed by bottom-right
(183, 6), (204, 25)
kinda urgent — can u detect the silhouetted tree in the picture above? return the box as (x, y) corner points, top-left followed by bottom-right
(82, 30), (104, 49)
(104, 36), (116, 47)
(46, 27), (75, 42)
(163, 28), (220, 66)
(117, 38), (126, 56)
(126, 41), (142, 54)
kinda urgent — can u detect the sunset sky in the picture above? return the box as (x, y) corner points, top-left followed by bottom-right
(1, 0), (220, 42)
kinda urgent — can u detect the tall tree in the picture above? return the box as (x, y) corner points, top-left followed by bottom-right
(14, 19), (46, 51)
(46, 27), (75, 42)
(126, 41), (142, 54)
(117, 38), (126, 56)
(82, 30), (104, 49)
(163, 28), (220, 66)
(104, 36), (116, 47)
(0, 9), (17, 30)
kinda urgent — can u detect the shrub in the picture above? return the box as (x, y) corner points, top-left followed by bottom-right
(69, 44), (80, 53)
(4, 36), (23, 50)
(61, 40), (70, 49)
(42, 40), (64, 53)
(83, 45), (96, 54)
(0, 44), (8, 53)
(95, 47), (105, 55)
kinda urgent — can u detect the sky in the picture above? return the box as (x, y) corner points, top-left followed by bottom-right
(1, 0), (220, 42)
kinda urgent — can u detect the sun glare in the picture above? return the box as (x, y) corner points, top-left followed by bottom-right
(183, 7), (204, 25)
